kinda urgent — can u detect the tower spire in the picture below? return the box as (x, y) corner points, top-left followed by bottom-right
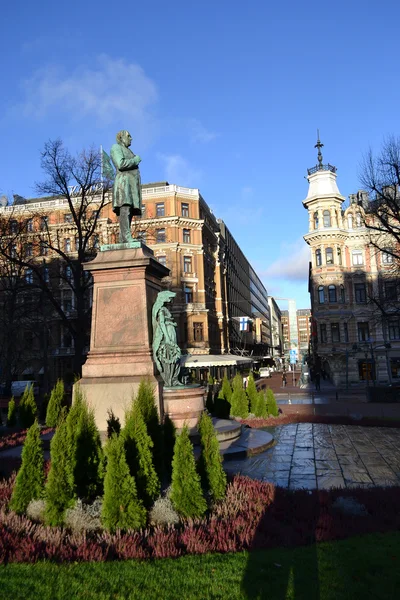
(315, 129), (324, 169)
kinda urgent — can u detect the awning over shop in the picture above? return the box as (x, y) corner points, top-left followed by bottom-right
(181, 354), (254, 368)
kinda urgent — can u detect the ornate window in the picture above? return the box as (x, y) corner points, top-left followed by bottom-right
(157, 255), (167, 267)
(156, 203), (165, 217)
(388, 318), (400, 340)
(314, 212), (319, 229)
(25, 269), (33, 284)
(352, 250), (363, 266)
(340, 284), (345, 303)
(385, 281), (397, 301)
(326, 247), (334, 264)
(26, 218), (34, 232)
(382, 250), (393, 264)
(356, 213), (362, 227)
(40, 241), (48, 256)
(337, 247), (342, 265)
(183, 229), (191, 243)
(193, 322), (204, 342)
(64, 238), (71, 253)
(40, 216), (48, 231)
(64, 214), (73, 224)
(183, 256), (192, 273)
(357, 322), (369, 342)
(184, 286), (193, 303)
(347, 214), (353, 229)
(181, 203), (189, 217)
(323, 210), (331, 227)
(331, 323), (340, 343)
(318, 285), (325, 304)
(156, 228), (166, 243)
(315, 249), (322, 266)
(328, 285), (337, 303)
(354, 283), (366, 303)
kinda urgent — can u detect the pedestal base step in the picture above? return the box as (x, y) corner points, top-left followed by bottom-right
(219, 427), (274, 460)
(212, 418), (242, 442)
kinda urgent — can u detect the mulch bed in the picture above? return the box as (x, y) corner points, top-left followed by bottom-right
(0, 473), (399, 564)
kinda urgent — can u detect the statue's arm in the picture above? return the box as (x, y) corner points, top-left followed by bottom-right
(159, 309), (170, 342)
(111, 145), (141, 171)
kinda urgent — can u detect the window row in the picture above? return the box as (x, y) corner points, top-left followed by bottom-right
(317, 282), (368, 304)
(315, 247), (342, 266)
(152, 202), (190, 218)
(319, 321), (370, 343)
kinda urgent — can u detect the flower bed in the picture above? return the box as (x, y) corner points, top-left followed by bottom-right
(0, 428), (53, 452)
(241, 414), (400, 429)
(1, 473), (399, 564)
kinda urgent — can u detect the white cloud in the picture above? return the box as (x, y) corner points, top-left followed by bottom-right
(188, 119), (218, 143)
(157, 153), (201, 186)
(262, 239), (310, 282)
(18, 55), (158, 127)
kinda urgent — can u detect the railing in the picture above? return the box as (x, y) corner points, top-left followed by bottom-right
(307, 164), (337, 176)
(142, 184), (199, 197)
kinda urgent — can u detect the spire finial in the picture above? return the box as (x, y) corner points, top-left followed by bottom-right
(315, 129), (324, 168)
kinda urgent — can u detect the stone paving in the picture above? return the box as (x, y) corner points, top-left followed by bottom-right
(224, 424), (400, 490)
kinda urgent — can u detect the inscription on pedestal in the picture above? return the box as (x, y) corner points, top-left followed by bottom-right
(94, 284), (145, 349)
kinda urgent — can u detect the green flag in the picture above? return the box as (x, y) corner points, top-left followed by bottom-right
(102, 149), (115, 180)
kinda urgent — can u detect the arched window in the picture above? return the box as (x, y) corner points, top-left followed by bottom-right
(337, 247), (342, 265)
(348, 214), (353, 229)
(318, 286), (325, 304)
(352, 250), (363, 266)
(315, 249), (322, 266)
(314, 212), (319, 229)
(323, 210), (331, 227)
(356, 213), (362, 227)
(328, 285), (337, 303)
(340, 284), (345, 303)
(326, 247), (334, 264)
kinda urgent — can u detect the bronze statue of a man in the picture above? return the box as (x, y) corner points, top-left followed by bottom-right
(110, 130), (142, 243)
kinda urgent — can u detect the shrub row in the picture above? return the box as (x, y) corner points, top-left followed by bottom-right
(210, 373), (278, 420)
(1, 474), (400, 563)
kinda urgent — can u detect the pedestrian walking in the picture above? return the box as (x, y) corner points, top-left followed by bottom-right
(315, 372), (321, 391)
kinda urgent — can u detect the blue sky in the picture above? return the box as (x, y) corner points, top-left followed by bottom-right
(1, 0), (399, 310)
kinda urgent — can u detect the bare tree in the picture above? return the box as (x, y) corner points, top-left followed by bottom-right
(0, 139), (112, 379)
(360, 136), (400, 324)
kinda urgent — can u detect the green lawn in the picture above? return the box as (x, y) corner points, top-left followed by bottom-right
(1, 531), (399, 600)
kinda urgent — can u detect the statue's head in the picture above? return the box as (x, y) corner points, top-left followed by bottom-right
(157, 290), (176, 305)
(116, 130), (132, 147)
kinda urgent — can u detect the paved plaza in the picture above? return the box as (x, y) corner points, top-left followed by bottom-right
(224, 423), (400, 490)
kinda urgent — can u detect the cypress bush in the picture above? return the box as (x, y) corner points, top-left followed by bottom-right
(19, 384), (37, 428)
(134, 379), (163, 478)
(9, 420), (44, 514)
(254, 390), (268, 418)
(247, 373), (258, 414)
(162, 414), (176, 481)
(266, 388), (279, 417)
(198, 412), (226, 502)
(44, 417), (75, 526)
(106, 408), (121, 438)
(170, 425), (207, 519)
(73, 405), (104, 503)
(101, 434), (147, 532)
(122, 402), (160, 507)
(221, 374), (232, 403)
(214, 374), (232, 418)
(230, 374), (249, 419)
(65, 386), (86, 491)
(205, 386), (214, 413)
(7, 397), (17, 427)
(45, 380), (64, 427)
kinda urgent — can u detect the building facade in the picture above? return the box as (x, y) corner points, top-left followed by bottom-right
(0, 182), (273, 390)
(304, 143), (400, 386)
(281, 308), (311, 364)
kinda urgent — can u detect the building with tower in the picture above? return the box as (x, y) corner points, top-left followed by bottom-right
(304, 136), (400, 387)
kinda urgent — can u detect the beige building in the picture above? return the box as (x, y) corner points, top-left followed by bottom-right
(0, 182), (273, 390)
(303, 142), (399, 386)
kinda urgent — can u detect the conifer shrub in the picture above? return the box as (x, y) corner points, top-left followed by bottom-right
(207, 374), (214, 386)
(101, 434), (147, 532)
(230, 374), (249, 419)
(221, 374), (232, 403)
(44, 417), (75, 526)
(65, 386), (86, 492)
(45, 380), (65, 427)
(73, 404), (104, 503)
(7, 397), (17, 427)
(254, 391), (268, 418)
(9, 420), (44, 515)
(106, 408), (121, 438)
(162, 414), (176, 481)
(170, 425), (207, 519)
(198, 412), (226, 502)
(266, 387), (279, 417)
(247, 373), (258, 414)
(122, 402), (160, 507)
(205, 386), (214, 413)
(18, 384), (37, 428)
(134, 379), (163, 478)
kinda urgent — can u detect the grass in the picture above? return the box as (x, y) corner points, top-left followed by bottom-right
(0, 531), (399, 599)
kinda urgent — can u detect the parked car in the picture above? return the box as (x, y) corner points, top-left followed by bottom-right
(259, 367), (272, 378)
